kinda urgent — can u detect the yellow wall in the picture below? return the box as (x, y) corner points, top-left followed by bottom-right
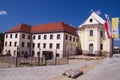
(88, 36), (94, 41)
(78, 26), (110, 54)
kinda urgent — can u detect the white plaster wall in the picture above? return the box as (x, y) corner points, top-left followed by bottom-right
(32, 32), (64, 58)
(64, 33), (78, 56)
(3, 32), (31, 56)
(19, 33), (31, 54)
(4, 33), (20, 56)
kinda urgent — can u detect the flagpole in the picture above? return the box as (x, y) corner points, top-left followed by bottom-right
(110, 37), (113, 58)
(110, 17), (113, 59)
(104, 14), (113, 58)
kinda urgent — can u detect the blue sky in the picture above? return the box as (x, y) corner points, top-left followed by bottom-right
(0, 0), (120, 46)
(0, 0), (120, 32)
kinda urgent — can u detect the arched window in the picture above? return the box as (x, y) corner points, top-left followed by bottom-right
(100, 31), (103, 37)
(90, 30), (93, 36)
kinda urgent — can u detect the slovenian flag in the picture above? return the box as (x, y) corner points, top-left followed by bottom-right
(104, 14), (111, 39)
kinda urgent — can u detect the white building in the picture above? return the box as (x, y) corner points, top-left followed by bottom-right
(3, 22), (78, 58)
(78, 12), (110, 56)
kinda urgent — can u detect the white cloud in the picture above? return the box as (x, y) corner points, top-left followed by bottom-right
(0, 10), (8, 16)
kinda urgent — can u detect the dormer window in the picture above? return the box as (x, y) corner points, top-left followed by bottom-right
(89, 18), (93, 22)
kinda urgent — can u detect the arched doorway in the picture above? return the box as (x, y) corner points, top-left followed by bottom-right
(89, 44), (94, 54)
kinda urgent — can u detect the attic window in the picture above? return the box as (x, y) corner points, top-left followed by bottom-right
(89, 18), (93, 22)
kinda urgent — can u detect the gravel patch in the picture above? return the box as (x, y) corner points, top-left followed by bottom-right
(0, 60), (96, 80)
(77, 54), (120, 80)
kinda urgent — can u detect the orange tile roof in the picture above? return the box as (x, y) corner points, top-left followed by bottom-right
(6, 22), (78, 36)
(32, 22), (78, 36)
(6, 23), (31, 33)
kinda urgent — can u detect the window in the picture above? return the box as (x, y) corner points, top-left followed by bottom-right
(6, 34), (8, 38)
(10, 34), (12, 38)
(9, 42), (12, 46)
(76, 38), (78, 42)
(33, 43), (35, 48)
(38, 43), (40, 48)
(66, 35), (68, 40)
(13, 50), (16, 56)
(5, 50), (7, 52)
(90, 30), (93, 36)
(27, 42), (30, 47)
(33, 35), (35, 39)
(32, 51), (35, 57)
(56, 43), (60, 49)
(38, 35), (41, 40)
(5, 42), (7, 46)
(73, 37), (75, 42)
(21, 42), (24, 47)
(44, 35), (47, 39)
(43, 43), (46, 48)
(14, 42), (17, 47)
(22, 34), (25, 39)
(49, 43), (53, 49)
(28, 35), (31, 39)
(89, 18), (93, 22)
(57, 34), (60, 39)
(100, 44), (103, 50)
(50, 35), (53, 39)
(69, 36), (72, 41)
(100, 31), (103, 37)
(15, 34), (17, 38)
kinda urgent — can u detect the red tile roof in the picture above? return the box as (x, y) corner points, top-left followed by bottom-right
(6, 22), (78, 36)
(6, 23), (31, 33)
(32, 22), (78, 36)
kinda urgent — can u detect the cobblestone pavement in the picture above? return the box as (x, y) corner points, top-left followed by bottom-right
(77, 54), (120, 80)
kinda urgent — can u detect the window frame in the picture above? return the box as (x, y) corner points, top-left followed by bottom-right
(38, 35), (41, 40)
(56, 43), (60, 49)
(15, 34), (18, 38)
(21, 42), (25, 47)
(22, 34), (25, 39)
(90, 30), (93, 36)
(10, 34), (12, 38)
(100, 30), (103, 37)
(43, 43), (46, 48)
(57, 34), (60, 39)
(14, 42), (17, 47)
(38, 43), (40, 48)
(50, 35), (53, 39)
(44, 35), (47, 39)
(49, 43), (53, 49)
